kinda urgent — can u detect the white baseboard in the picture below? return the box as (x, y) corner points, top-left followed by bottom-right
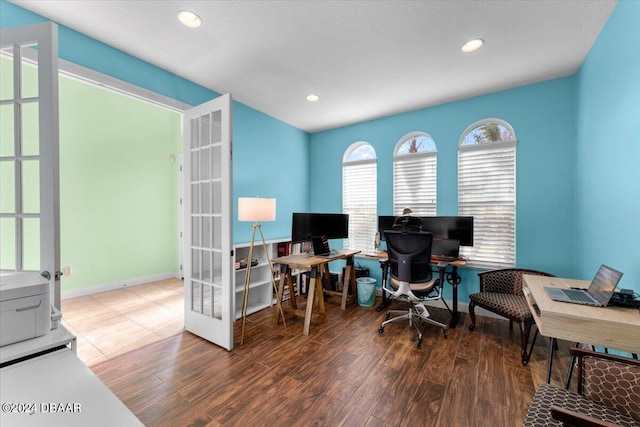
(61, 271), (181, 299)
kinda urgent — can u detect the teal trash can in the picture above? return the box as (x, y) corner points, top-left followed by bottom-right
(356, 277), (376, 307)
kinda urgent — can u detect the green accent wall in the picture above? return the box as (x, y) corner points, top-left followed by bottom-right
(59, 74), (182, 291)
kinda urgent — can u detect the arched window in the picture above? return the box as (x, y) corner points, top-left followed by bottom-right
(343, 142), (377, 252)
(458, 119), (517, 268)
(393, 132), (437, 215)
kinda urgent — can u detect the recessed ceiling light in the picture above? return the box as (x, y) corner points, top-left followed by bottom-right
(461, 38), (484, 53)
(177, 10), (202, 28)
(306, 94), (319, 102)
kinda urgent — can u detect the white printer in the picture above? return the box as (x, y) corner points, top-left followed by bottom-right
(0, 272), (51, 347)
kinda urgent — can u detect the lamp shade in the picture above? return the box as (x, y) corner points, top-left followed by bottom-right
(238, 197), (276, 222)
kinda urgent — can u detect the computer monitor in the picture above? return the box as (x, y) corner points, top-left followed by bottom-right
(421, 216), (474, 247)
(377, 216), (396, 240)
(377, 215), (474, 246)
(291, 213), (349, 243)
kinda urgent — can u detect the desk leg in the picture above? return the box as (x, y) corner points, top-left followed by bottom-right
(447, 266), (461, 328)
(342, 256), (356, 310)
(274, 265), (290, 326)
(546, 337), (556, 383)
(316, 265), (327, 317)
(564, 342), (580, 389)
(303, 266), (319, 336)
(376, 260), (390, 312)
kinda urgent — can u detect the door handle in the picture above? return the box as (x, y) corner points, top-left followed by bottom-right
(40, 271), (62, 280)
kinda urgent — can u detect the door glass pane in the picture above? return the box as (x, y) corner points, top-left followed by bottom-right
(21, 159), (40, 214)
(202, 216), (211, 249)
(191, 281), (201, 312)
(190, 118), (199, 149)
(211, 145), (221, 179)
(200, 147), (211, 180)
(202, 284), (212, 316)
(213, 216), (221, 248)
(23, 217), (40, 271)
(0, 217), (16, 270)
(0, 104), (14, 156)
(191, 249), (201, 280)
(212, 181), (221, 215)
(191, 183), (200, 213)
(0, 52), (13, 100)
(202, 249), (211, 283)
(190, 150), (199, 181)
(21, 101), (39, 156)
(213, 252), (222, 284)
(20, 44), (38, 99)
(200, 114), (210, 147)
(191, 216), (200, 247)
(211, 110), (221, 144)
(201, 182), (211, 214)
(213, 285), (221, 319)
(0, 161), (15, 213)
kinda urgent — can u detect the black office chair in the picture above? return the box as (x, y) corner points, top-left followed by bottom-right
(378, 230), (449, 348)
(392, 215), (423, 232)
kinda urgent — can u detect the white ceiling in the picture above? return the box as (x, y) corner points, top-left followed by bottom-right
(12, 0), (617, 133)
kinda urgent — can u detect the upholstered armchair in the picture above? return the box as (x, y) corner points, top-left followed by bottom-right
(468, 268), (554, 365)
(523, 347), (640, 427)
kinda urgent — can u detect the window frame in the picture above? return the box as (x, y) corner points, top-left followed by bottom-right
(392, 131), (437, 216)
(458, 119), (517, 269)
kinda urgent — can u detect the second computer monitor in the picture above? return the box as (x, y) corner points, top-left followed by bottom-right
(378, 215), (474, 246)
(291, 213), (349, 243)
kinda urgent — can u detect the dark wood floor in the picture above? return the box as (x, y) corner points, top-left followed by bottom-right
(91, 295), (573, 427)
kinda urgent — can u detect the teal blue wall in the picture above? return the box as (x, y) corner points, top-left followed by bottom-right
(232, 103), (309, 242)
(574, 0), (639, 292)
(0, 0), (309, 247)
(309, 78), (577, 301)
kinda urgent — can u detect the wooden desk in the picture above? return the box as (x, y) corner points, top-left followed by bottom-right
(272, 249), (361, 335)
(370, 252), (467, 328)
(523, 274), (640, 381)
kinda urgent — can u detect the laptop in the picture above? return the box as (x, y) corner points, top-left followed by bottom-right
(544, 264), (623, 307)
(431, 239), (460, 263)
(311, 235), (338, 257)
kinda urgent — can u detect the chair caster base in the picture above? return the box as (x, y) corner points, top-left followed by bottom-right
(416, 337), (422, 349)
(469, 324), (475, 331)
(378, 327), (385, 334)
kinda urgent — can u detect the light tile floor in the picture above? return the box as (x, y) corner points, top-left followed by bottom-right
(61, 278), (184, 366)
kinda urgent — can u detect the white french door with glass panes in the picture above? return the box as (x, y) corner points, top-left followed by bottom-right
(0, 22), (61, 307)
(183, 94), (233, 350)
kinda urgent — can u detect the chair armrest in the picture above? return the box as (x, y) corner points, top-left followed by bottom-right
(550, 406), (624, 427)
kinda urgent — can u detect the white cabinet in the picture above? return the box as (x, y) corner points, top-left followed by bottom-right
(233, 238), (290, 319)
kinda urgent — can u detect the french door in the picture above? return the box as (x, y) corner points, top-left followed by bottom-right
(0, 22), (60, 308)
(183, 94), (233, 350)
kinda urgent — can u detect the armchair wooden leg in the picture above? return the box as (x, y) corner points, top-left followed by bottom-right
(520, 321), (532, 366)
(468, 301), (477, 331)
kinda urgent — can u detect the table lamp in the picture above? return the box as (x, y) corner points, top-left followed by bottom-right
(237, 197), (285, 344)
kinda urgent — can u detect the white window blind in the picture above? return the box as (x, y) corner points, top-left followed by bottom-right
(343, 158), (377, 253)
(458, 140), (516, 268)
(393, 151), (437, 215)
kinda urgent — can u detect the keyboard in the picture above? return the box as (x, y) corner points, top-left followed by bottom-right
(564, 289), (595, 303)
